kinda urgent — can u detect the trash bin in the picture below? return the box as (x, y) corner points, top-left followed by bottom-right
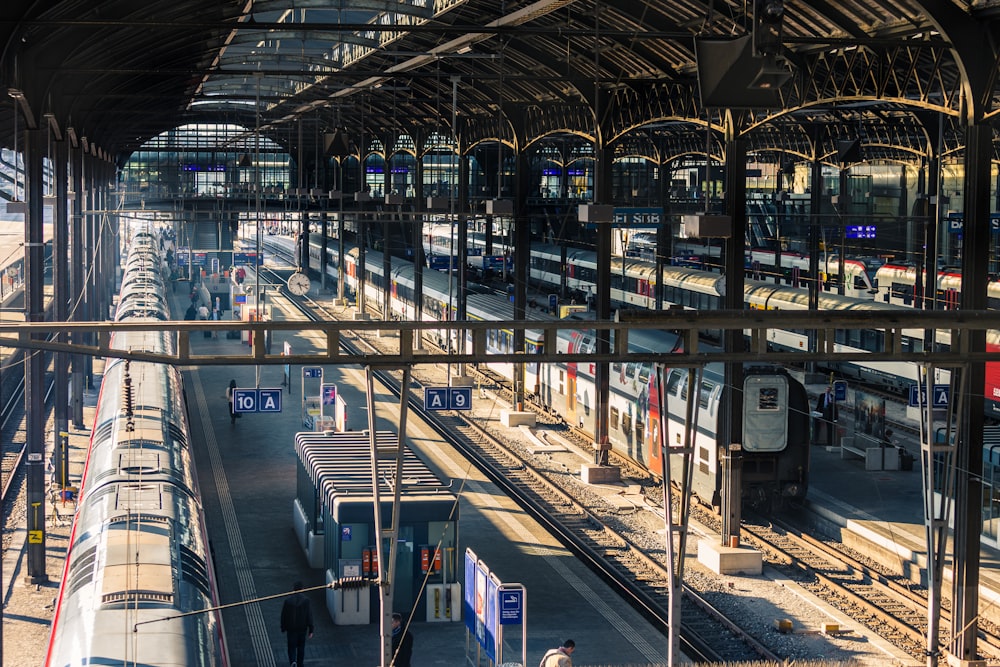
(898, 447), (914, 471)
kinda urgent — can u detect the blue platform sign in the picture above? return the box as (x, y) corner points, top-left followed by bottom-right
(424, 387), (472, 411)
(321, 383), (337, 405)
(909, 383), (950, 408)
(258, 389), (283, 412)
(232, 389), (258, 413)
(303, 366), (322, 378)
(499, 588), (523, 624)
(834, 380), (847, 402)
(233, 388), (283, 413)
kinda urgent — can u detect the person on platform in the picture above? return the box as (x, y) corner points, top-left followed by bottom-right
(391, 612), (414, 667)
(539, 639), (575, 667)
(226, 380), (239, 425)
(280, 581), (314, 667)
(815, 387), (838, 447)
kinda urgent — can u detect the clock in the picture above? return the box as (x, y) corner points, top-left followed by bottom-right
(287, 272), (311, 296)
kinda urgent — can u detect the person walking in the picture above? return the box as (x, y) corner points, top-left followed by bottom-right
(391, 612), (413, 667)
(280, 581), (314, 667)
(226, 380), (239, 425)
(539, 640), (575, 667)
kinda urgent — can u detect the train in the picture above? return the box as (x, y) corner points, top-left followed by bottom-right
(46, 227), (228, 666)
(407, 230), (1000, 419)
(286, 234), (811, 510)
(421, 222), (880, 300)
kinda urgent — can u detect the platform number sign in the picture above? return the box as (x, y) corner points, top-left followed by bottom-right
(424, 386), (473, 411)
(233, 388), (283, 413)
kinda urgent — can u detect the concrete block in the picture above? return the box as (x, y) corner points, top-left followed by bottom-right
(500, 410), (536, 427)
(946, 656), (986, 667)
(697, 538), (763, 575)
(580, 464), (621, 484)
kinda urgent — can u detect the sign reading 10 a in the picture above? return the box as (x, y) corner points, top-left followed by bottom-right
(233, 388), (283, 413)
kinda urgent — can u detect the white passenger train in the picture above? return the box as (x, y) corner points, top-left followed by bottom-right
(46, 229), (228, 666)
(293, 231), (1000, 419)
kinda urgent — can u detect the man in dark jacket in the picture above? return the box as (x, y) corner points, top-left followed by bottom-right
(280, 581), (314, 667)
(391, 611), (413, 667)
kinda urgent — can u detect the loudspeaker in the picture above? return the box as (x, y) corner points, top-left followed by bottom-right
(324, 130), (353, 157)
(694, 36), (781, 108)
(836, 139), (862, 164)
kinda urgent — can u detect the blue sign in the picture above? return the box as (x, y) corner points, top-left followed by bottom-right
(341, 526), (352, 540)
(428, 255), (455, 270)
(499, 588), (523, 624)
(909, 383), (950, 408)
(258, 389), (283, 412)
(424, 387), (473, 411)
(303, 366), (322, 378)
(232, 389), (258, 413)
(834, 380), (847, 402)
(947, 213), (1000, 234)
(484, 576), (498, 661)
(233, 388), (283, 412)
(234, 252), (259, 265)
(464, 551), (477, 634)
(548, 294), (558, 311)
(845, 225), (876, 239)
(322, 383), (337, 405)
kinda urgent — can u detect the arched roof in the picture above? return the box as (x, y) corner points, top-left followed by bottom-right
(1, 0), (998, 165)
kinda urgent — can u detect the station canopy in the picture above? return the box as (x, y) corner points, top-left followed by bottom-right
(1, 1), (998, 167)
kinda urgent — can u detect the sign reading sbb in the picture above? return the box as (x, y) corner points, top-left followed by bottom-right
(424, 386), (473, 411)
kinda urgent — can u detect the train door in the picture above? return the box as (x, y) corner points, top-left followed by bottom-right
(647, 372), (661, 471)
(565, 339), (579, 425)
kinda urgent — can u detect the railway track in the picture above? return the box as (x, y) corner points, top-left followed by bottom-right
(262, 239), (996, 664)
(259, 261), (782, 663)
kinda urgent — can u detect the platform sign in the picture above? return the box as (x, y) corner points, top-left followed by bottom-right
(612, 206), (663, 227)
(233, 388), (283, 413)
(845, 225), (876, 239)
(258, 389), (282, 412)
(233, 389), (259, 413)
(834, 380), (847, 402)
(321, 383), (337, 405)
(909, 383), (950, 408)
(424, 386), (472, 411)
(303, 367), (322, 378)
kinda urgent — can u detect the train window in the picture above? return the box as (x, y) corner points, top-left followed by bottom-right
(637, 363), (651, 386)
(609, 407), (620, 430)
(625, 363), (637, 380)
(667, 370), (682, 396)
(861, 329), (883, 352)
(699, 381), (714, 408)
(635, 417), (644, 439)
(612, 362), (622, 375)
(621, 411), (632, 435)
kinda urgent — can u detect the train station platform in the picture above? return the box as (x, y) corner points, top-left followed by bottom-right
(175, 284), (671, 667)
(797, 375), (1000, 626)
